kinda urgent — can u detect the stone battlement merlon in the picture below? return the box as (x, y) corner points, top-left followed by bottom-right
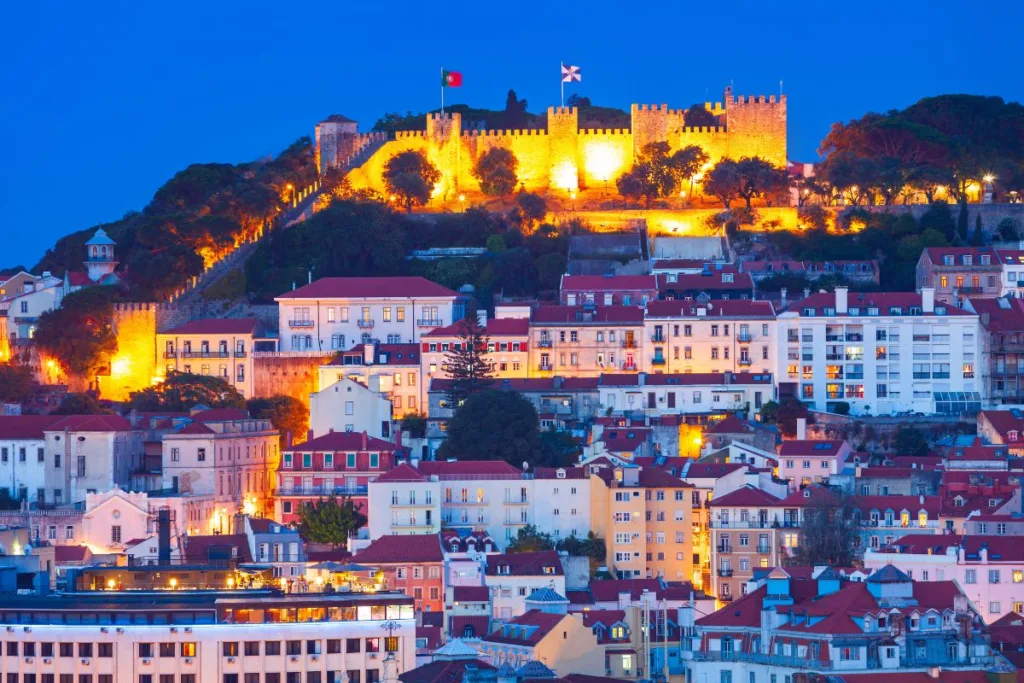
(680, 126), (725, 134)
(462, 129), (548, 137)
(579, 129), (631, 136)
(395, 131), (426, 139)
(728, 94), (786, 105)
(548, 106), (578, 116)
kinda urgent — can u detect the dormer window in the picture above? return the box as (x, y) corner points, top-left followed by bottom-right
(556, 469), (566, 479)
(803, 490), (811, 498)
(868, 307), (879, 316)
(943, 256), (954, 266)
(542, 566), (555, 574)
(802, 308), (815, 316)
(889, 307), (902, 315)
(723, 273), (734, 283)
(824, 307), (836, 316)
(981, 255), (991, 265)
(1008, 431), (1018, 442)
(963, 255), (973, 266)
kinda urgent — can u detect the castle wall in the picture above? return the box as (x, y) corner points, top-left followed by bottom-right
(98, 302), (158, 402)
(345, 134), (430, 192)
(721, 92), (787, 166)
(549, 207), (802, 235)
(458, 129), (551, 191)
(253, 354), (334, 408)
(630, 104), (684, 158)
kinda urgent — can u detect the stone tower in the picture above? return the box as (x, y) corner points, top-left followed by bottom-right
(315, 114), (359, 173)
(85, 228), (119, 283)
(547, 106), (579, 190)
(426, 112), (462, 197)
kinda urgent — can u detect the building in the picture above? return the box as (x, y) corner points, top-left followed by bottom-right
(157, 318), (258, 398)
(656, 266), (754, 301)
(775, 287), (982, 415)
(706, 485), (785, 602)
(849, 495), (942, 551)
(916, 247), (1001, 306)
(352, 533), (445, 613)
(445, 585), (492, 641)
(0, 574), (417, 683)
(485, 550), (566, 622)
(597, 372), (773, 418)
(864, 534), (1024, 623)
(309, 376), (394, 442)
(643, 299), (777, 375)
(742, 260), (880, 285)
(277, 430), (400, 525)
(702, 414), (778, 454)
(318, 343), (423, 418)
(967, 296), (1024, 405)
(160, 408), (279, 525)
(479, 609), (603, 676)
(589, 462), (695, 582)
(275, 276), (465, 352)
(684, 565), (999, 682)
(0, 415), (62, 506)
(777, 438), (854, 490)
(976, 409), (1024, 455)
(39, 415), (144, 507)
(530, 305), (645, 376)
(421, 317), (531, 381)
(559, 275), (659, 307)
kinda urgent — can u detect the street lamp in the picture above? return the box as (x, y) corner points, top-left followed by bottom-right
(570, 191), (577, 211)
(285, 183), (295, 207)
(458, 194), (466, 213)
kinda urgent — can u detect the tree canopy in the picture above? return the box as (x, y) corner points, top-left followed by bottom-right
(127, 372), (246, 412)
(704, 156), (790, 208)
(617, 143), (709, 208)
(295, 496), (367, 545)
(383, 151), (442, 212)
(0, 364), (35, 403)
(442, 305), (494, 406)
(54, 393), (110, 415)
(247, 395), (308, 447)
(34, 286), (120, 377)
(473, 148), (518, 200)
(790, 492), (858, 566)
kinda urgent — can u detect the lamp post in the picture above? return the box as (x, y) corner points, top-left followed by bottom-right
(458, 194), (466, 213)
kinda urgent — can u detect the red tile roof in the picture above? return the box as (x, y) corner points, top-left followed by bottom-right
(0, 415), (62, 439)
(705, 415), (753, 434)
(423, 318), (529, 338)
(779, 440), (847, 457)
(979, 409), (1024, 439)
(849, 495), (940, 516)
(923, 246), (999, 263)
(533, 467), (588, 480)
(54, 545), (89, 563)
(560, 275), (658, 292)
(452, 585), (490, 602)
(482, 609), (567, 645)
(970, 297), (1024, 332)
(399, 659), (495, 683)
(374, 464), (428, 483)
(656, 270), (753, 292)
(46, 414), (134, 432)
(680, 462), (745, 479)
(183, 534), (253, 564)
(352, 534), (444, 564)
(531, 305), (644, 325)
(588, 578), (699, 603)
(191, 408), (250, 422)
(645, 299), (774, 317)
(176, 421), (215, 435)
(886, 533), (962, 554)
(778, 483), (839, 506)
(277, 277), (459, 300)
(638, 468), (693, 489)
(286, 431), (396, 454)
(795, 291), (973, 317)
(329, 343), (420, 366)
(162, 318), (258, 335)
(962, 535), (1024, 562)
(708, 485), (782, 507)
(485, 550), (563, 577)
(448, 615), (491, 639)
(945, 437), (1011, 461)
(416, 460), (522, 478)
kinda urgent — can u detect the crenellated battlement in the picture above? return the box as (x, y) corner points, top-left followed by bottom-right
(727, 94), (786, 106)
(548, 106), (578, 117)
(461, 128), (549, 138)
(395, 130), (426, 139)
(427, 112), (458, 122)
(579, 128), (631, 136)
(680, 126), (725, 134)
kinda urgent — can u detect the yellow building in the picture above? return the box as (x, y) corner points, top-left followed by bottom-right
(590, 461), (694, 581)
(157, 318), (258, 398)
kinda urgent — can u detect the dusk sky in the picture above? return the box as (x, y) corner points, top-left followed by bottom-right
(2, 0), (1022, 268)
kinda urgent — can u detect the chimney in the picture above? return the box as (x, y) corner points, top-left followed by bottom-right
(394, 427), (402, 451)
(797, 417), (807, 440)
(307, 429), (314, 443)
(362, 430), (368, 451)
(835, 287), (849, 314)
(922, 287), (935, 314)
(803, 287), (811, 300)
(157, 509), (172, 564)
(363, 341), (376, 365)
(780, 288), (788, 309)
(981, 312), (991, 327)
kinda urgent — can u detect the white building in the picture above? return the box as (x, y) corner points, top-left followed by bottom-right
(275, 276), (464, 352)
(42, 415), (144, 506)
(776, 287), (982, 415)
(484, 550), (566, 622)
(643, 299), (776, 375)
(317, 343), (423, 418)
(598, 371), (774, 416)
(864, 534), (1024, 623)
(309, 377), (394, 441)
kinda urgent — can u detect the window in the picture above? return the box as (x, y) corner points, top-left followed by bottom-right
(223, 642), (239, 657)
(989, 570), (1001, 584)
(111, 525), (122, 543)
(965, 569), (977, 584)
(244, 642), (260, 656)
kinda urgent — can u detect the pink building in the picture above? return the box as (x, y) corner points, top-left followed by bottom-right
(777, 439), (854, 490)
(559, 275), (659, 306)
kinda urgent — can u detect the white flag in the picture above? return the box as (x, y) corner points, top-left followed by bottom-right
(561, 64), (581, 83)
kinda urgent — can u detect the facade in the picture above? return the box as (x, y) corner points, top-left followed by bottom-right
(318, 343), (423, 418)
(479, 609), (603, 676)
(41, 415), (144, 507)
(484, 551), (566, 622)
(275, 276), (464, 352)
(776, 438), (854, 490)
(421, 317), (531, 381)
(597, 372), (773, 417)
(916, 247), (1001, 306)
(559, 275), (658, 307)
(352, 534), (445, 613)
(277, 430), (399, 525)
(656, 267), (754, 301)
(0, 415), (62, 506)
(530, 306), (645, 376)
(156, 318), (257, 398)
(643, 299), (776, 375)
(706, 485), (785, 603)
(309, 377), (394, 442)
(967, 296), (1024, 405)
(776, 288), (982, 415)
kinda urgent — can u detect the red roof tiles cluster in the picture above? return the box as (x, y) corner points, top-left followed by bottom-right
(352, 534), (444, 564)
(277, 277), (459, 300)
(645, 299), (774, 317)
(531, 305), (644, 325)
(423, 318), (529, 338)
(485, 550), (563, 577)
(482, 609), (566, 645)
(162, 318), (258, 335)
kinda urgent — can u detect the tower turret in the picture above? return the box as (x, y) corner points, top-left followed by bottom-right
(84, 228), (119, 282)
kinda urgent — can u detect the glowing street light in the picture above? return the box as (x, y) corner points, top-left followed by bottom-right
(983, 175), (995, 184)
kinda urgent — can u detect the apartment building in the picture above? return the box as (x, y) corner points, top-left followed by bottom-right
(0, 577), (416, 683)
(160, 409), (279, 524)
(643, 299), (776, 374)
(275, 276), (464, 352)
(777, 438), (854, 490)
(157, 318), (257, 397)
(597, 372), (773, 417)
(530, 306), (645, 375)
(318, 343), (423, 417)
(916, 247), (1002, 305)
(707, 485), (786, 603)
(559, 275), (658, 306)
(967, 296), (1024, 405)
(479, 609), (603, 676)
(484, 550), (566, 622)
(367, 461), (590, 546)
(656, 266), (754, 301)
(421, 317), (531, 380)
(589, 463), (695, 582)
(776, 287), (982, 415)
(685, 565), (997, 682)
(309, 376), (393, 442)
(850, 494), (942, 551)
(351, 534), (446, 613)
(977, 409), (1024, 455)
(864, 534), (1024, 623)
(995, 247), (1024, 297)
(277, 430), (399, 525)
(0, 415), (63, 506)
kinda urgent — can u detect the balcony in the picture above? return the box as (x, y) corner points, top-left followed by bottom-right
(621, 362), (638, 371)
(825, 335), (843, 342)
(933, 372), (950, 379)
(537, 363), (553, 372)
(956, 286), (984, 294)
(278, 484), (368, 496)
(537, 339), (553, 348)
(234, 351), (247, 358)
(650, 335), (666, 343)
(446, 498), (487, 506)
(651, 357), (666, 366)
(357, 319), (375, 329)
(717, 544), (732, 553)
(504, 496), (529, 505)
(693, 652), (839, 670)
(846, 334), (864, 342)
(621, 340), (639, 349)
(913, 372), (931, 379)
(288, 320), (315, 328)
(391, 519), (436, 529)
(717, 568), (733, 577)
(738, 358), (752, 367)
(181, 351), (230, 359)
(417, 319), (443, 327)
(757, 545), (771, 554)
(163, 352), (177, 359)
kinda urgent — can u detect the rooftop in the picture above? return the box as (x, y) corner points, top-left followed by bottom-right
(276, 277), (459, 301)
(352, 534), (444, 564)
(161, 318), (258, 336)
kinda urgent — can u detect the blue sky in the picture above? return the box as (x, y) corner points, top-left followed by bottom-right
(2, 0), (1022, 267)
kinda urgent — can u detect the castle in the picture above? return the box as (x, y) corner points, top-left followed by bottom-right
(317, 87), (787, 197)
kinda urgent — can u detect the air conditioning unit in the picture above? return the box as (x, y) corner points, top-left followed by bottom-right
(24, 657), (33, 663)
(184, 658), (193, 665)
(100, 627), (109, 633)
(170, 627), (178, 633)
(312, 656), (320, 662)
(142, 659), (151, 665)
(227, 657), (236, 664)
(290, 656), (299, 663)
(116, 628), (124, 634)
(81, 659), (91, 665)
(43, 658), (52, 664)
(23, 627), (31, 633)
(369, 653), (378, 660)
(184, 627), (193, 633)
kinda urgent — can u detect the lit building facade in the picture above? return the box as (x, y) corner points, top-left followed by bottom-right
(156, 318), (257, 398)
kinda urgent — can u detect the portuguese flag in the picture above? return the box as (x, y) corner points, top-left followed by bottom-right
(442, 70), (463, 87)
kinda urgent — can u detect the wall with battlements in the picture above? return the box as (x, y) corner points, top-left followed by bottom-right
(334, 88), (786, 197)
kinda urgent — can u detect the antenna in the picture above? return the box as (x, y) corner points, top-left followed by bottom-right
(780, 79), (784, 97)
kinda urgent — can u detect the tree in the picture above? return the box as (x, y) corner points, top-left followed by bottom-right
(443, 306), (494, 406)
(473, 148), (518, 201)
(437, 389), (543, 465)
(382, 151), (441, 212)
(615, 142), (685, 208)
(512, 192), (547, 231)
(34, 286), (119, 377)
(971, 214), (986, 246)
(0, 364), (34, 403)
(502, 89), (530, 129)
(556, 532), (607, 576)
(539, 430), (581, 467)
(957, 203), (970, 243)
(295, 496), (367, 545)
(791, 493), (858, 566)
(998, 217), (1020, 242)
(669, 145), (710, 200)
(894, 426), (930, 457)
(128, 372), (246, 412)
(247, 395), (308, 447)
(832, 401), (851, 416)
(54, 393), (110, 415)
(735, 157), (791, 208)
(505, 525), (554, 553)
(703, 158), (744, 208)
(684, 104), (718, 128)
(776, 397), (811, 438)
(758, 400), (779, 424)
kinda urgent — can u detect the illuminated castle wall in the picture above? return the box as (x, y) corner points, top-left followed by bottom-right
(338, 87), (787, 196)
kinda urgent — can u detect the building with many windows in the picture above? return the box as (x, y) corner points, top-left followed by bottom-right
(559, 275), (658, 307)
(275, 276), (464, 352)
(917, 247), (1002, 306)
(529, 306), (645, 376)
(317, 343), (423, 418)
(967, 296), (1024, 405)
(157, 318), (258, 398)
(597, 372), (773, 417)
(776, 288), (982, 415)
(420, 316), (531, 381)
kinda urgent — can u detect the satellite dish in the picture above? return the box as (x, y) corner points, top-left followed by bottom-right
(522, 461), (529, 471)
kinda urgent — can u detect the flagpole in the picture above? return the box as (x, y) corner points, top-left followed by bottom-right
(441, 66), (445, 114)
(560, 62), (564, 107)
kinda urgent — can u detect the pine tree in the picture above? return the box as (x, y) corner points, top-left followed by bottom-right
(971, 214), (985, 246)
(957, 203), (970, 243)
(443, 305), (494, 407)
